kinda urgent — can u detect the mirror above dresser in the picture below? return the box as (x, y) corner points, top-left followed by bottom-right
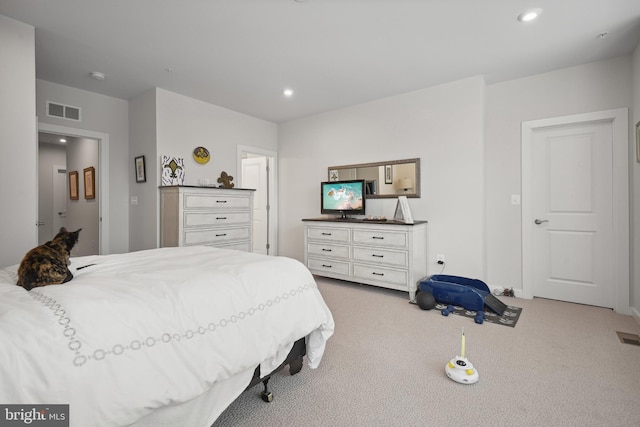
(328, 158), (420, 199)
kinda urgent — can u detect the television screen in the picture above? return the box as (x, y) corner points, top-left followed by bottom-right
(321, 180), (366, 217)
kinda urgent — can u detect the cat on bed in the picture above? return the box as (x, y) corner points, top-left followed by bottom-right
(17, 227), (82, 291)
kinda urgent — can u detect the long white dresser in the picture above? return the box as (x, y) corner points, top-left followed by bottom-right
(160, 186), (255, 252)
(303, 218), (427, 302)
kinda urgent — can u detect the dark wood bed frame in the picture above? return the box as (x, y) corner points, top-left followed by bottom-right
(245, 337), (306, 402)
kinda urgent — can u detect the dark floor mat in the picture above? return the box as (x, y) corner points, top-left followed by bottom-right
(436, 302), (522, 327)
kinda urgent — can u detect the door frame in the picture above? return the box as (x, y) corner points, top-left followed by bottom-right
(38, 122), (110, 255)
(51, 164), (67, 241)
(237, 145), (278, 256)
(521, 108), (629, 314)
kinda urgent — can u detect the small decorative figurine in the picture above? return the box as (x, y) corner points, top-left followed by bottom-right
(217, 171), (234, 188)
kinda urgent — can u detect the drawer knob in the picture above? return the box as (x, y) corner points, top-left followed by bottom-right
(372, 254), (384, 258)
(216, 233), (227, 237)
(372, 236), (384, 240)
(322, 248), (333, 252)
(216, 216), (227, 220)
(216, 200), (228, 203)
(321, 232), (332, 236)
(372, 272), (384, 276)
(322, 264), (333, 268)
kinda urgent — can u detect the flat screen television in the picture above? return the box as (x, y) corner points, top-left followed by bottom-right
(320, 179), (366, 218)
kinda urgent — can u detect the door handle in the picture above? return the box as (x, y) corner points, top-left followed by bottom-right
(534, 219), (548, 225)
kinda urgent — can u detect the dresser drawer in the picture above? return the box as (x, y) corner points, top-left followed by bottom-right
(308, 257), (351, 276)
(307, 226), (350, 242)
(183, 193), (251, 210)
(353, 264), (408, 286)
(184, 211), (251, 227)
(161, 187), (254, 253)
(352, 229), (407, 247)
(352, 246), (408, 268)
(307, 242), (350, 259)
(183, 227), (250, 246)
(210, 241), (251, 252)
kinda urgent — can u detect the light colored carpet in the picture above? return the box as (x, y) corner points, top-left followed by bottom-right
(213, 277), (640, 427)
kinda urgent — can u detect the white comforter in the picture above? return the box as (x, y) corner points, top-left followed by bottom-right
(0, 246), (334, 427)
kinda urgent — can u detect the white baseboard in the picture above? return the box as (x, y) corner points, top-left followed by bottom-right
(631, 306), (640, 328)
(491, 290), (638, 321)
(490, 287), (525, 299)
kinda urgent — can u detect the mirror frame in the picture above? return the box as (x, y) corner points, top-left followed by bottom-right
(328, 158), (420, 199)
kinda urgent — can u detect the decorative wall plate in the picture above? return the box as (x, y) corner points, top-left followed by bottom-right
(193, 146), (210, 164)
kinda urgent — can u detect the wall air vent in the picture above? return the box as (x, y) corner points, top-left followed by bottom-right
(46, 101), (81, 122)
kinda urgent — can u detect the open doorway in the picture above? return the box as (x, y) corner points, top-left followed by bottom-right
(237, 145), (277, 256)
(38, 132), (100, 256)
(38, 123), (110, 255)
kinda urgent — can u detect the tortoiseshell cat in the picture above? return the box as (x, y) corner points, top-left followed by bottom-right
(17, 227), (82, 291)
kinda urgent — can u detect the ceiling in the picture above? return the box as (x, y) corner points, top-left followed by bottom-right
(1, 0), (639, 123)
(38, 132), (84, 146)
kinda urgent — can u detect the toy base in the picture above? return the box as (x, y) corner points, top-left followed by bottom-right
(445, 356), (479, 384)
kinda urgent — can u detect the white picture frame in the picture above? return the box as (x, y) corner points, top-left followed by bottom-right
(394, 196), (414, 224)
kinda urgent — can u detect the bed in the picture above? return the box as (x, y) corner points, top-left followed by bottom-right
(0, 246), (335, 427)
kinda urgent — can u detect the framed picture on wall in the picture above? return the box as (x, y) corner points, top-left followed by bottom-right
(84, 167), (95, 199)
(393, 195), (414, 224)
(69, 171), (79, 200)
(384, 164), (392, 184)
(135, 155), (146, 183)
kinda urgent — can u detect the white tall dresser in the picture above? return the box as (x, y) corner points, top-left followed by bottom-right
(303, 218), (427, 301)
(160, 186), (255, 252)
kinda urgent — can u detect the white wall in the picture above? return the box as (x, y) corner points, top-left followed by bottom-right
(155, 89), (278, 186)
(128, 88), (278, 250)
(129, 89), (158, 252)
(36, 80), (130, 254)
(485, 55), (632, 292)
(0, 15), (36, 267)
(631, 43), (640, 319)
(279, 76), (486, 279)
(66, 138), (99, 256)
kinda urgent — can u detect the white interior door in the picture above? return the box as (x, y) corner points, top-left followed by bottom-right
(242, 157), (269, 255)
(528, 120), (614, 307)
(38, 164), (67, 245)
(52, 165), (67, 234)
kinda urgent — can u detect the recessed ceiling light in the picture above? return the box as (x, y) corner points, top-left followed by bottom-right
(517, 8), (543, 23)
(59, 138), (66, 143)
(283, 88), (294, 97)
(90, 71), (106, 80)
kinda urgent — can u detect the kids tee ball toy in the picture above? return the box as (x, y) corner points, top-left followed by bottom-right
(445, 329), (479, 384)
